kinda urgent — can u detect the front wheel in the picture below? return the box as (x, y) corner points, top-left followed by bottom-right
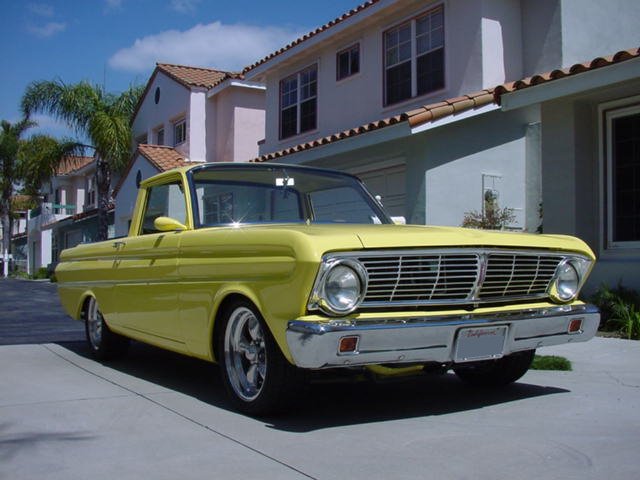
(453, 349), (535, 387)
(218, 300), (304, 416)
(84, 296), (129, 361)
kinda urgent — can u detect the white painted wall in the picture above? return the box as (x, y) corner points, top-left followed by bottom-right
(113, 156), (161, 237)
(132, 72), (190, 153)
(426, 138), (526, 229)
(207, 85), (265, 162)
(255, 0), (526, 155)
(560, 0), (640, 67)
(189, 90), (207, 161)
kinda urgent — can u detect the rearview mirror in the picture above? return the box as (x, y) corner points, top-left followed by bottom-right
(154, 216), (187, 232)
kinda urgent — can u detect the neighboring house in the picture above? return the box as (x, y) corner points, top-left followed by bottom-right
(242, 0), (640, 290)
(131, 63), (265, 163)
(115, 62), (267, 235)
(26, 156), (106, 274)
(9, 196), (30, 272)
(113, 144), (190, 237)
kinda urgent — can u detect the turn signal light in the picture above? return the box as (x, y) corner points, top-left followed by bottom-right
(339, 336), (359, 354)
(568, 318), (583, 334)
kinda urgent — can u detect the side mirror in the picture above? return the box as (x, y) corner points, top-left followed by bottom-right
(154, 216), (187, 232)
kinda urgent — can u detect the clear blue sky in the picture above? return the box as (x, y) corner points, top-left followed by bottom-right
(0, 0), (360, 138)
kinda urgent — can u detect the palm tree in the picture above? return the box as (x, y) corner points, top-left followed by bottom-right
(0, 118), (80, 277)
(21, 80), (143, 240)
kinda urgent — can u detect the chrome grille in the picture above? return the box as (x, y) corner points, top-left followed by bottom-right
(479, 253), (560, 299)
(352, 250), (564, 307)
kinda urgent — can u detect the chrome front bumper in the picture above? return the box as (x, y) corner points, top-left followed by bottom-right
(285, 304), (599, 369)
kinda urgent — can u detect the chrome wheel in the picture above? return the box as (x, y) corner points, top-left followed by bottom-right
(83, 296), (129, 361)
(223, 306), (267, 401)
(86, 297), (103, 350)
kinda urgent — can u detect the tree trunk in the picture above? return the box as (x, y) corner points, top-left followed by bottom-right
(95, 154), (111, 241)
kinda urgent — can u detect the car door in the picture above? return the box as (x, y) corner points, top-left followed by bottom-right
(112, 176), (188, 345)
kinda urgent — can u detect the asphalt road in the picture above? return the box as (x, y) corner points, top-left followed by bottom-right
(1, 278), (639, 479)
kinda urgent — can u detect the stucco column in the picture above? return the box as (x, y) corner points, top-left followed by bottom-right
(189, 89), (207, 162)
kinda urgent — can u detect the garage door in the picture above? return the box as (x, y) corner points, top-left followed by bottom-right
(354, 164), (406, 218)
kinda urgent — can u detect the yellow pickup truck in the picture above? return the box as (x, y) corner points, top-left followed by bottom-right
(56, 163), (599, 415)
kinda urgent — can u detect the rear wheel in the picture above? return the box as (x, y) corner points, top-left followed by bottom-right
(84, 296), (129, 361)
(453, 349), (535, 387)
(218, 300), (304, 416)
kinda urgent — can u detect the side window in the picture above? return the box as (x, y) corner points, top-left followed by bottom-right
(141, 182), (187, 234)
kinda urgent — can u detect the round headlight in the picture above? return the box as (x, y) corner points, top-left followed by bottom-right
(321, 262), (366, 315)
(554, 261), (579, 301)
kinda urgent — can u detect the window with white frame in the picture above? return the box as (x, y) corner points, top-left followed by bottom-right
(279, 64), (317, 139)
(384, 6), (444, 106)
(606, 104), (640, 247)
(156, 127), (165, 146)
(173, 118), (186, 146)
(86, 176), (96, 208)
(337, 44), (360, 81)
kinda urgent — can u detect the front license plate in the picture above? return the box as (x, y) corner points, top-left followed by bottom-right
(454, 326), (508, 363)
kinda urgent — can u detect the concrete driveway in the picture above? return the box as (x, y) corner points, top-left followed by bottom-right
(1, 278), (639, 479)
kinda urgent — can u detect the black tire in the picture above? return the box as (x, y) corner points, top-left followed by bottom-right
(217, 299), (305, 416)
(84, 296), (129, 361)
(453, 349), (535, 387)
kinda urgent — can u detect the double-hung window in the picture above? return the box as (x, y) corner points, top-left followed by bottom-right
(173, 118), (186, 146)
(605, 104), (640, 247)
(337, 44), (360, 81)
(384, 6), (444, 106)
(280, 65), (317, 139)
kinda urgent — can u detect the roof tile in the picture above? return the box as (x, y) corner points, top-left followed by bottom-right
(156, 63), (242, 89)
(136, 144), (190, 171)
(112, 145), (191, 197)
(56, 156), (93, 175)
(494, 47), (640, 98)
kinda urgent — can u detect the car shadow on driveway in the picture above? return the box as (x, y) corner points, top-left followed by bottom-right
(56, 341), (569, 432)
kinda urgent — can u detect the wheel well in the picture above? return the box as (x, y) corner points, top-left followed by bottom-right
(212, 293), (255, 362)
(80, 295), (94, 321)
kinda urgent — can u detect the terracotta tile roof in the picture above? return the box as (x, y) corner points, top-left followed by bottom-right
(56, 156), (94, 175)
(41, 203), (115, 230)
(253, 47), (640, 163)
(252, 113), (407, 163)
(137, 144), (190, 171)
(406, 90), (496, 127)
(243, 0), (381, 74)
(251, 91), (495, 163)
(494, 47), (640, 99)
(156, 63), (242, 89)
(112, 145), (190, 197)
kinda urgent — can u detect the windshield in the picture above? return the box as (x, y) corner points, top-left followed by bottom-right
(189, 164), (391, 227)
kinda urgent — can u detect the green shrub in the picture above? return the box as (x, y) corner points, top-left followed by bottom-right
(531, 355), (572, 371)
(590, 284), (640, 339)
(608, 299), (640, 340)
(32, 267), (49, 279)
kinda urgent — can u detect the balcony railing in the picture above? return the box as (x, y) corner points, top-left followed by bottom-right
(29, 203), (76, 219)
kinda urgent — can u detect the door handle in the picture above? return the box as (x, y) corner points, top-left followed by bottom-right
(112, 241), (126, 249)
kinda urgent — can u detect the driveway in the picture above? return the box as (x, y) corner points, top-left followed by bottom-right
(1, 278), (639, 479)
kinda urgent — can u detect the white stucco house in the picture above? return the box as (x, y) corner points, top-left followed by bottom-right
(241, 0), (640, 290)
(114, 63), (266, 236)
(25, 156), (108, 274)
